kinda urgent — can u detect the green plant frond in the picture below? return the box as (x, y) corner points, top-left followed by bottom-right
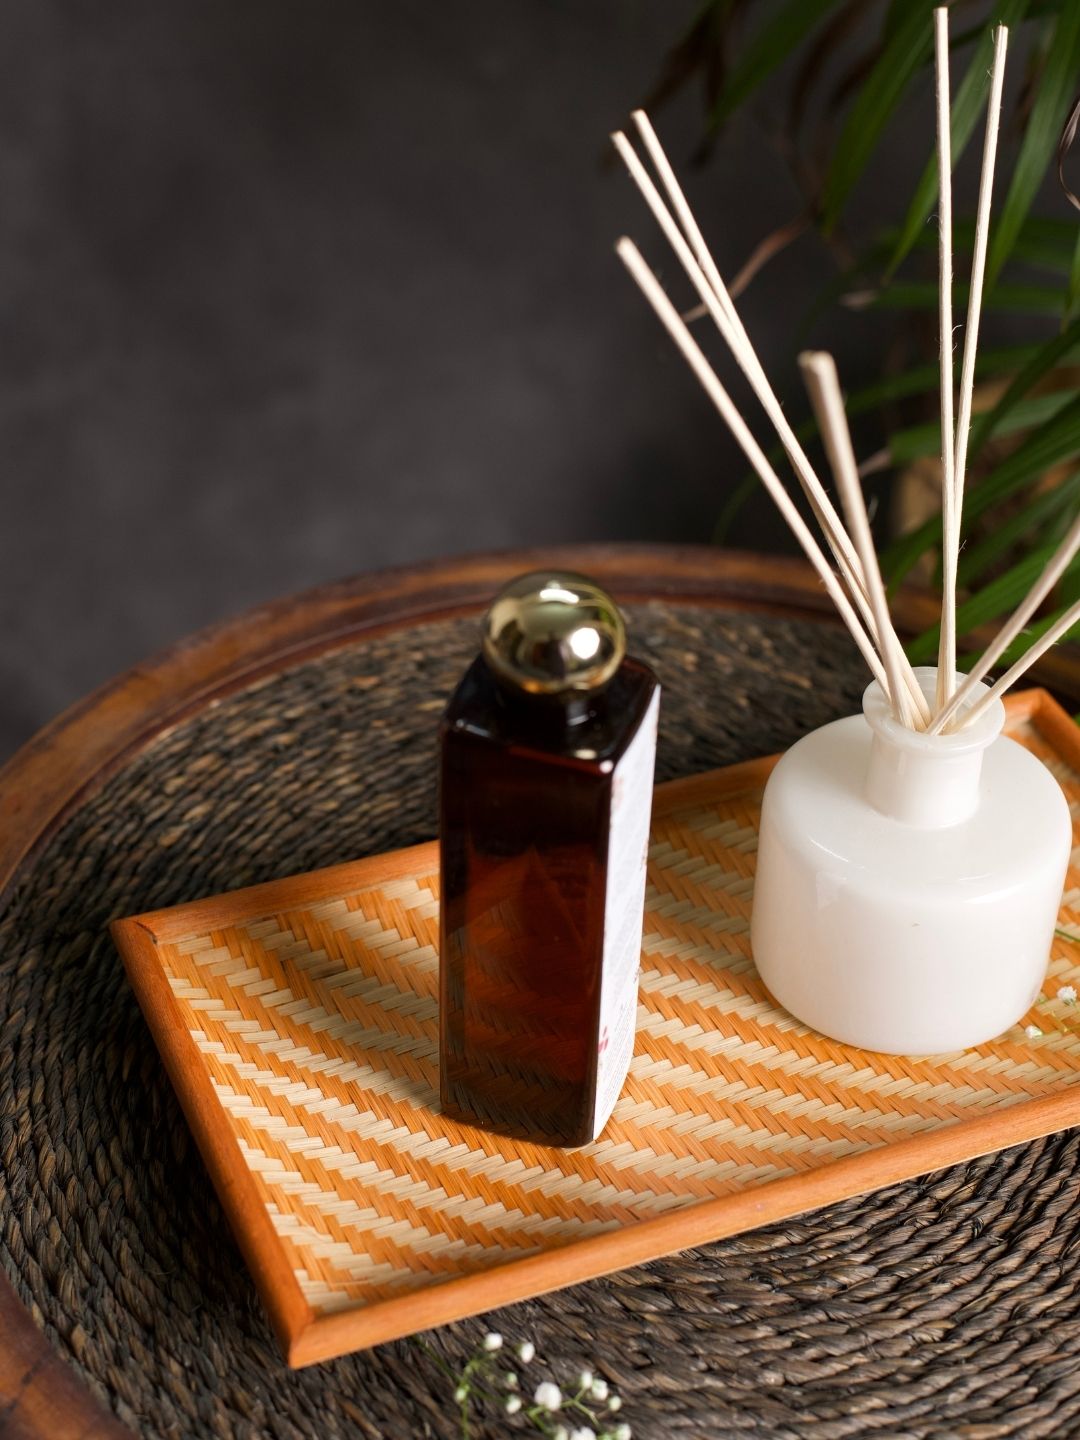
(906, 542), (1078, 662)
(1068, 230), (1080, 322)
(957, 470), (1080, 586)
(844, 343), (1042, 413)
(961, 594), (1080, 673)
(822, 1), (937, 234)
(716, 343), (1046, 535)
(1007, 216), (1080, 276)
(706, 0), (843, 134)
(985, 4), (1080, 288)
(882, 0), (910, 43)
(888, 390), (1073, 468)
(883, 385), (1080, 586)
(967, 392), (1080, 519)
(881, 212), (1078, 274)
(818, 214), (1078, 330)
(965, 314), (1080, 463)
(865, 280), (1066, 313)
(887, 0), (1033, 278)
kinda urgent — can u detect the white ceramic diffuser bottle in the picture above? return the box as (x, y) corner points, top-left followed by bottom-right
(751, 668), (1072, 1055)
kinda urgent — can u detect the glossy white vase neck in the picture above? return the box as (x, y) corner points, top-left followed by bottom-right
(863, 667), (1005, 829)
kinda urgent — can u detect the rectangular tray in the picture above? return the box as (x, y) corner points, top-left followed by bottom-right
(112, 688), (1080, 1367)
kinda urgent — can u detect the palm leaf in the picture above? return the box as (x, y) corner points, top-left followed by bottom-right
(717, 342), (1045, 540)
(862, 280), (1065, 313)
(885, 393), (1080, 590)
(886, 390), (1073, 467)
(887, 0), (1032, 277)
(965, 313), (1080, 462)
(957, 470), (1080, 585)
(959, 592), (1080, 673)
(906, 543), (1071, 661)
(985, 4), (1080, 287)
(706, 0), (843, 132)
(822, 0), (937, 233)
(881, 318), (1080, 585)
(959, 391), (1080, 519)
(1068, 229), (1080, 321)
(897, 213), (1078, 273)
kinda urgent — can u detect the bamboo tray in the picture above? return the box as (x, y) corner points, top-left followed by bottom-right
(112, 688), (1080, 1368)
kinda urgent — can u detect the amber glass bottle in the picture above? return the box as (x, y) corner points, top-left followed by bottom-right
(439, 571), (660, 1148)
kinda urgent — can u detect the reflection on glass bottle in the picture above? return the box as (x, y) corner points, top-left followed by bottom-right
(439, 571), (660, 1148)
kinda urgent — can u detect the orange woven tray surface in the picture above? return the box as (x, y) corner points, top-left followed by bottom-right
(112, 689), (1080, 1366)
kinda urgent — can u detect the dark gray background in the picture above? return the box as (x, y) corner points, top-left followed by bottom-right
(0, 1), (1047, 759)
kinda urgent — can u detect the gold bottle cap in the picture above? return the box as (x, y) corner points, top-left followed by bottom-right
(482, 571), (627, 695)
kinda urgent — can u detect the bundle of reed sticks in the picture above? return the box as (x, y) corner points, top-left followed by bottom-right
(613, 6), (1080, 736)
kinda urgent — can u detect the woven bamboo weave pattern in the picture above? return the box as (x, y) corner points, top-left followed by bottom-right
(153, 712), (1080, 1327)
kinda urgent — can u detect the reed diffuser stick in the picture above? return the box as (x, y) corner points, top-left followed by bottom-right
(610, 135), (857, 576)
(961, 594), (1080, 727)
(927, 511), (1080, 734)
(616, 237), (894, 695)
(613, 124), (933, 723)
(952, 25), (1008, 519)
(800, 351), (917, 727)
(628, 112), (736, 333)
(610, 131), (857, 566)
(622, 122), (881, 627)
(935, 5), (958, 709)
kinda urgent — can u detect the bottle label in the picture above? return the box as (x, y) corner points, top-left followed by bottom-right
(592, 686), (660, 1139)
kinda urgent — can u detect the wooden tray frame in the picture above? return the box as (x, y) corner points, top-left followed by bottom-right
(112, 688), (1080, 1367)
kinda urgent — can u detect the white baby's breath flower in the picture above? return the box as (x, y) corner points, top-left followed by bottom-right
(504, 1395), (522, 1415)
(482, 1331), (503, 1352)
(453, 1384), (468, 1403)
(517, 1340), (535, 1363)
(569, 1428), (596, 1440)
(534, 1381), (563, 1411)
(608, 1395), (623, 1411)
(590, 1378), (609, 1401)
(504, 1371), (518, 1389)
(578, 1370), (594, 1391)
(614, 1425), (632, 1440)
(1057, 984), (1077, 1004)
(1025, 1024), (1043, 1039)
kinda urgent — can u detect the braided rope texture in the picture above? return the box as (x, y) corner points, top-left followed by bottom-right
(2, 605), (1080, 1438)
(143, 722), (1080, 1346)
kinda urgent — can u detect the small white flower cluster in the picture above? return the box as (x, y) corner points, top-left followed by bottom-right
(442, 1330), (630, 1440)
(526, 1360), (629, 1440)
(1023, 982), (1079, 1043)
